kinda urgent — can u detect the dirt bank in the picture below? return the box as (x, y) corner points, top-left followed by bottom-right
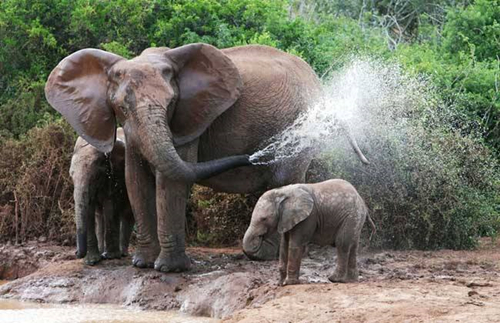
(0, 240), (499, 322)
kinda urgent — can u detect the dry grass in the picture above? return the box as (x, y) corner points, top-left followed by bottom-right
(0, 120), (76, 243)
(187, 186), (261, 247)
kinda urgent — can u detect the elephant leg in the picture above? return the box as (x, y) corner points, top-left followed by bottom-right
(284, 228), (308, 286)
(95, 209), (105, 254)
(126, 147), (159, 268)
(154, 140), (197, 273)
(154, 176), (191, 272)
(85, 204), (102, 266)
(329, 238), (350, 283)
(102, 198), (121, 259)
(284, 244), (303, 285)
(120, 205), (134, 257)
(346, 243), (359, 282)
(283, 221), (315, 285)
(278, 233), (289, 286)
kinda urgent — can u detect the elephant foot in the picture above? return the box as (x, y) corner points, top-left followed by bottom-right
(328, 272), (356, 283)
(132, 246), (159, 268)
(347, 270), (359, 282)
(102, 250), (122, 260)
(283, 277), (301, 286)
(75, 249), (86, 259)
(132, 253), (156, 268)
(278, 272), (286, 286)
(154, 252), (191, 273)
(84, 252), (102, 266)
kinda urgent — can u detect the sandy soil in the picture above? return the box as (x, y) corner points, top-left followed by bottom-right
(0, 240), (499, 322)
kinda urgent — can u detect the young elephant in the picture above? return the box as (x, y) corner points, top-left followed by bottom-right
(243, 179), (375, 285)
(70, 128), (134, 265)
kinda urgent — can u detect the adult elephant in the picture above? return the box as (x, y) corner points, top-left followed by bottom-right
(45, 43), (369, 272)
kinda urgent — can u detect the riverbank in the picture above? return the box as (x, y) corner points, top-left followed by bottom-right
(1, 240), (499, 322)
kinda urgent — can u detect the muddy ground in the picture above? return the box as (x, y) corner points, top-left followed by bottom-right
(0, 239), (499, 322)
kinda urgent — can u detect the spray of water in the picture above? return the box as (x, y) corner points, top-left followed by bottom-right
(249, 58), (431, 165)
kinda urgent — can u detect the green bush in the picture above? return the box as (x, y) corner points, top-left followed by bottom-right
(308, 60), (500, 250)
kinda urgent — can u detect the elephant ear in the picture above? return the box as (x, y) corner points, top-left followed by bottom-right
(165, 43), (242, 146)
(278, 187), (314, 234)
(45, 49), (124, 153)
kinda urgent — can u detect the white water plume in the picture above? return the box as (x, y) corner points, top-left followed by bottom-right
(249, 58), (430, 165)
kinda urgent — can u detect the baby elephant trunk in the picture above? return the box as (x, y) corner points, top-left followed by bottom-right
(242, 229), (280, 261)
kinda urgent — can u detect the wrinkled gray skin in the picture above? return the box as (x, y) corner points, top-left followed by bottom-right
(46, 43), (369, 272)
(70, 128), (135, 265)
(243, 179), (375, 285)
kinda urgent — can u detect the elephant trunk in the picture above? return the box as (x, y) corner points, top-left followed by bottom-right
(242, 226), (280, 261)
(136, 107), (251, 183)
(338, 119), (370, 165)
(73, 182), (92, 258)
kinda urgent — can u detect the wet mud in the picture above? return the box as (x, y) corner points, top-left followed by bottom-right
(0, 240), (499, 322)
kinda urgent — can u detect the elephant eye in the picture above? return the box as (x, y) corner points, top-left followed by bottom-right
(161, 66), (173, 79)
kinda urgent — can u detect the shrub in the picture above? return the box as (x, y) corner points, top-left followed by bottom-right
(187, 186), (260, 247)
(307, 60), (500, 250)
(0, 120), (76, 243)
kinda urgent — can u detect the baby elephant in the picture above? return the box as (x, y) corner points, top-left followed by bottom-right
(243, 179), (375, 285)
(70, 128), (134, 265)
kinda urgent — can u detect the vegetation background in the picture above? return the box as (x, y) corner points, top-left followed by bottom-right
(0, 0), (498, 249)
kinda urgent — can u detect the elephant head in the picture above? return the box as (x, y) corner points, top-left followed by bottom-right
(242, 186), (314, 260)
(46, 44), (250, 183)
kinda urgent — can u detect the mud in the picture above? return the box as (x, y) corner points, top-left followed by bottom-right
(0, 239), (499, 322)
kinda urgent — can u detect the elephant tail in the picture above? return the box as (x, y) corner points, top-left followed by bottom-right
(366, 212), (376, 242)
(338, 119), (370, 165)
(359, 196), (376, 242)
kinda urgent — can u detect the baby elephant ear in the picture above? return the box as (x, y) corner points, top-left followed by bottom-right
(45, 49), (124, 153)
(278, 187), (314, 234)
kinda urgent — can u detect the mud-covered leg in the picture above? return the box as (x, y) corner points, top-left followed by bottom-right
(283, 219), (315, 285)
(102, 199), (121, 259)
(284, 245), (303, 285)
(126, 145), (159, 268)
(154, 176), (191, 272)
(329, 237), (350, 283)
(278, 233), (289, 286)
(284, 229), (306, 285)
(346, 243), (359, 282)
(95, 210), (104, 254)
(85, 204), (102, 265)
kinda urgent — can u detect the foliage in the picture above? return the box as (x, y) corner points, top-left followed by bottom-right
(395, 0), (500, 150)
(307, 64), (500, 249)
(187, 186), (260, 247)
(0, 120), (76, 243)
(313, 130), (500, 250)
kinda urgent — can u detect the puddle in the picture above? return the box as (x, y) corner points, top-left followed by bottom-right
(0, 298), (218, 323)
